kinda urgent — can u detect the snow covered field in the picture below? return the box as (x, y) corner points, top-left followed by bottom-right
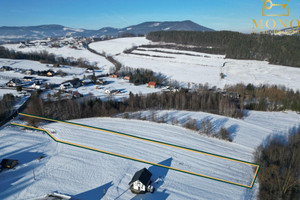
(1, 110), (299, 199)
(89, 37), (151, 56)
(3, 44), (114, 73)
(88, 37), (300, 91)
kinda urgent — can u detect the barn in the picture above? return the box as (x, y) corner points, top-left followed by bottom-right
(129, 168), (154, 194)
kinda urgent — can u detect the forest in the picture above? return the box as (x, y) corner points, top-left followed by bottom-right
(147, 31), (300, 67)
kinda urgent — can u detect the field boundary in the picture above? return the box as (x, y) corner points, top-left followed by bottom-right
(16, 113), (261, 188)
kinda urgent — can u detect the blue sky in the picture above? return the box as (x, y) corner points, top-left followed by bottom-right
(0, 0), (299, 32)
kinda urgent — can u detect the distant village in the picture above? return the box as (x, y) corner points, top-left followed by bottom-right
(18, 37), (95, 50)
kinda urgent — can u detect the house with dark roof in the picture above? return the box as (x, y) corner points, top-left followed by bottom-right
(1, 159), (18, 169)
(129, 168), (154, 194)
(0, 66), (13, 71)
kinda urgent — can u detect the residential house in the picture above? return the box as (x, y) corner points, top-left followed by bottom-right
(24, 69), (35, 75)
(148, 82), (156, 88)
(22, 76), (35, 83)
(105, 89), (112, 94)
(124, 76), (130, 80)
(60, 82), (73, 90)
(0, 66), (13, 71)
(46, 70), (55, 77)
(82, 79), (93, 86)
(109, 74), (118, 78)
(86, 68), (94, 73)
(6, 78), (22, 87)
(129, 168), (154, 194)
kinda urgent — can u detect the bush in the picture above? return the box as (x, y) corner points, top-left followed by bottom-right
(219, 127), (232, 142)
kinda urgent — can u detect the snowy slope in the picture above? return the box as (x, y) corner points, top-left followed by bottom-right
(88, 37), (151, 56)
(1, 110), (299, 199)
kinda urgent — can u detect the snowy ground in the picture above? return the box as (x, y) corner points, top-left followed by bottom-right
(88, 37), (300, 91)
(0, 111), (299, 200)
(88, 37), (151, 56)
(75, 77), (161, 100)
(0, 88), (19, 98)
(3, 44), (114, 73)
(0, 58), (93, 85)
(5, 37), (300, 90)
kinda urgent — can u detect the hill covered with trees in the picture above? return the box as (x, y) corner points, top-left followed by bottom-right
(147, 31), (300, 68)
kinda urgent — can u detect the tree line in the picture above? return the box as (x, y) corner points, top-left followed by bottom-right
(0, 93), (15, 123)
(147, 31), (300, 67)
(254, 128), (300, 200)
(0, 46), (97, 69)
(24, 89), (242, 126)
(117, 66), (166, 86)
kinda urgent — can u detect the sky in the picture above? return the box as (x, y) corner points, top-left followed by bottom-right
(0, 0), (299, 33)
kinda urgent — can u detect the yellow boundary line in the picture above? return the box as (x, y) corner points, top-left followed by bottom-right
(17, 113), (260, 188)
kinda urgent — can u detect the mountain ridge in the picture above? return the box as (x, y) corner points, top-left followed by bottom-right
(0, 20), (214, 42)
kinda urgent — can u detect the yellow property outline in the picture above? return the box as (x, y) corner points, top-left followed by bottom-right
(14, 113), (260, 188)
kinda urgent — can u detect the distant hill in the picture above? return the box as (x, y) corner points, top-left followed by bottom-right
(0, 20), (214, 42)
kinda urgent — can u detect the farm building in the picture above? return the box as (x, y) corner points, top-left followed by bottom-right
(148, 81), (156, 88)
(1, 159), (18, 169)
(129, 168), (154, 194)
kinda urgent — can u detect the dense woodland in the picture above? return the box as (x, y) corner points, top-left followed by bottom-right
(255, 129), (300, 200)
(0, 46), (96, 68)
(0, 94), (15, 122)
(147, 31), (300, 67)
(226, 84), (300, 112)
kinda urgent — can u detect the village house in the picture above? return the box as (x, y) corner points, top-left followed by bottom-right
(148, 81), (156, 88)
(24, 69), (35, 75)
(124, 76), (130, 80)
(6, 78), (22, 87)
(129, 168), (154, 194)
(0, 66), (13, 71)
(59, 82), (73, 90)
(22, 76), (35, 83)
(81, 79), (93, 86)
(30, 83), (41, 89)
(40, 41), (48, 46)
(109, 74), (118, 78)
(86, 68), (94, 73)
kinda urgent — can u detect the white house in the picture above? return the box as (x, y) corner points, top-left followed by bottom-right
(129, 168), (154, 194)
(60, 82), (73, 90)
(105, 89), (112, 94)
